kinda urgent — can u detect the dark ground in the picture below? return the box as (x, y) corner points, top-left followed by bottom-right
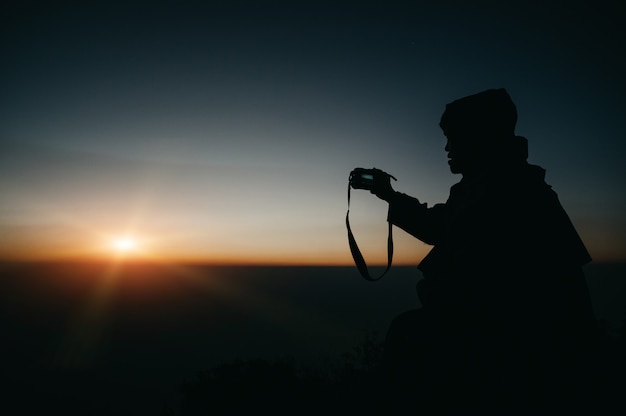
(0, 261), (624, 414)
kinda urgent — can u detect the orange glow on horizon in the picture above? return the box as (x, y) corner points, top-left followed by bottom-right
(0, 224), (621, 265)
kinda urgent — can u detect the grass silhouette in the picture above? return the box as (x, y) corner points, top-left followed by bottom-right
(167, 332), (385, 415)
(163, 322), (626, 415)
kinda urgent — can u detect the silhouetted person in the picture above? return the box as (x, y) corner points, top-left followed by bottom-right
(357, 89), (596, 411)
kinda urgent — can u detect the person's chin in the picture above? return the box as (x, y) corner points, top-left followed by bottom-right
(448, 160), (462, 174)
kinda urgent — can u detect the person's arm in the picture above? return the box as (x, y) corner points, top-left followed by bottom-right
(366, 168), (446, 244)
(387, 192), (445, 245)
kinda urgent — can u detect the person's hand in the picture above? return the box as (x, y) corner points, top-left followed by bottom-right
(370, 168), (396, 201)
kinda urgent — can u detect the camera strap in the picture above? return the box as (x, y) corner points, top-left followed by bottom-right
(346, 183), (393, 281)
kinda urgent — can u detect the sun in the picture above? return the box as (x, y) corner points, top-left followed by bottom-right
(111, 236), (138, 253)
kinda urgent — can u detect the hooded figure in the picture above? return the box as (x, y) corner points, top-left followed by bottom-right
(367, 89), (596, 410)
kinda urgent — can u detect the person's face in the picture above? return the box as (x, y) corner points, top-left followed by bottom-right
(444, 131), (476, 175)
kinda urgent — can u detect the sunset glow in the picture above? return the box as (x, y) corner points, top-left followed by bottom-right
(111, 237), (138, 254)
(0, 2), (623, 266)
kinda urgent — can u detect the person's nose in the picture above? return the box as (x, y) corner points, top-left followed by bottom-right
(445, 139), (450, 152)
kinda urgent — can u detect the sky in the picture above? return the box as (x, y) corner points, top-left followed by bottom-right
(1, 0), (625, 264)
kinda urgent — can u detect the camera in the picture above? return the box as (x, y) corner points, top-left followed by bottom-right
(349, 168), (395, 191)
(349, 168), (375, 190)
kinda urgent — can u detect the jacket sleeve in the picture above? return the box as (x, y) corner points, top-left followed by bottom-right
(387, 191), (446, 245)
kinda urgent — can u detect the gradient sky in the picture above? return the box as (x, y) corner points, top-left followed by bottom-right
(1, 0), (625, 264)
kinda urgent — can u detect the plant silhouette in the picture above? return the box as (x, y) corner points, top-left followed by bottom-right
(172, 333), (386, 416)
